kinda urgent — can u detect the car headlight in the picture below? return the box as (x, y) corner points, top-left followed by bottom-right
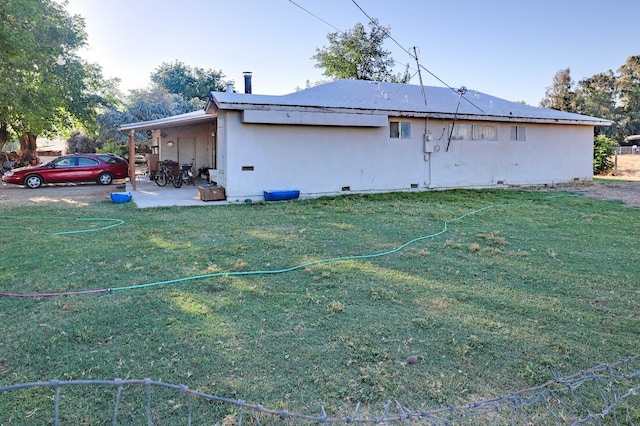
(3, 170), (14, 177)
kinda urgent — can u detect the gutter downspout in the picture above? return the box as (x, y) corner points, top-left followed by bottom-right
(128, 130), (136, 191)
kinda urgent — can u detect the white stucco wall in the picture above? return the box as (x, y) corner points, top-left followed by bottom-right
(217, 111), (594, 201)
(427, 121), (593, 188)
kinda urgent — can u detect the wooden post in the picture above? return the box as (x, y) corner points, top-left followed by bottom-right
(128, 130), (136, 190)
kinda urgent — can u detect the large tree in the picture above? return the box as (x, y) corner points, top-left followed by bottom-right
(539, 68), (577, 112)
(0, 0), (108, 153)
(150, 61), (225, 103)
(312, 20), (409, 83)
(573, 71), (618, 138)
(96, 86), (203, 147)
(616, 55), (640, 139)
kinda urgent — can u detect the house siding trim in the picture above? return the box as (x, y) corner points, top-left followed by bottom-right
(242, 110), (387, 127)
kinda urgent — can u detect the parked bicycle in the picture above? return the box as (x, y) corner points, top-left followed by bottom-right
(154, 161), (183, 188)
(178, 161), (195, 186)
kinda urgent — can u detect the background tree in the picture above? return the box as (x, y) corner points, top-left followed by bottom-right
(0, 0), (110, 154)
(539, 68), (577, 112)
(573, 71), (618, 138)
(312, 20), (409, 83)
(151, 61), (225, 103)
(615, 55), (640, 139)
(95, 86), (205, 149)
(540, 56), (640, 145)
(95, 61), (227, 147)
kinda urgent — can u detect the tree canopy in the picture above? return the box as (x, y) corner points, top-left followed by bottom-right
(95, 86), (204, 147)
(539, 55), (640, 143)
(0, 0), (110, 153)
(312, 20), (409, 83)
(150, 61), (225, 102)
(94, 62), (226, 148)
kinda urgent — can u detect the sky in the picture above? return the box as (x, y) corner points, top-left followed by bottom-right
(62, 0), (640, 106)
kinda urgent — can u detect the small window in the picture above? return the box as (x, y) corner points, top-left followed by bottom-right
(450, 124), (473, 140)
(98, 155), (120, 164)
(510, 126), (526, 141)
(54, 157), (76, 167)
(390, 121), (411, 139)
(78, 157), (99, 166)
(472, 125), (498, 141)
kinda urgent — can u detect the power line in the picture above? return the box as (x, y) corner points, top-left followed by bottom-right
(288, 0), (484, 113)
(288, 0), (343, 33)
(349, 0), (484, 113)
(349, 0), (414, 58)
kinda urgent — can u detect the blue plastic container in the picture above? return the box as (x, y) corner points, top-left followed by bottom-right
(263, 190), (300, 201)
(110, 191), (132, 203)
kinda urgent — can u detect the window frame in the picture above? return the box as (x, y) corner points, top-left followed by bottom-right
(510, 126), (527, 141)
(472, 124), (498, 141)
(389, 120), (412, 140)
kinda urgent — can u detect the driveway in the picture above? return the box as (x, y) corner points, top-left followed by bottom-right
(0, 175), (219, 208)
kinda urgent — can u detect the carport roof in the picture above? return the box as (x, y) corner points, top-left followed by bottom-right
(119, 110), (214, 133)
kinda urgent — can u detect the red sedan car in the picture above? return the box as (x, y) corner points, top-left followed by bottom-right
(2, 153), (129, 189)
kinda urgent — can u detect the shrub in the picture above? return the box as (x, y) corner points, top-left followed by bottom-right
(593, 134), (617, 175)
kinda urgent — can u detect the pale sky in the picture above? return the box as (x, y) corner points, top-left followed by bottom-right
(63, 0), (640, 106)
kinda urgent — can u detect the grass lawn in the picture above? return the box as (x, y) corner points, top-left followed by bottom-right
(0, 189), (638, 423)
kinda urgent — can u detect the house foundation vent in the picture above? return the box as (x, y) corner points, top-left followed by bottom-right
(341, 186), (351, 192)
(410, 183), (419, 189)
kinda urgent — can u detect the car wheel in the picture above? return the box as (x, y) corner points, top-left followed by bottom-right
(97, 173), (113, 185)
(25, 174), (43, 189)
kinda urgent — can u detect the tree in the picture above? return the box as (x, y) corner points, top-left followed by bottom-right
(539, 68), (577, 112)
(0, 0), (110, 154)
(615, 55), (640, 139)
(151, 61), (225, 102)
(573, 71), (618, 138)
(593, 134), (618, 175)
(96, 86), (203, 147)
(312, 20), (408, 83)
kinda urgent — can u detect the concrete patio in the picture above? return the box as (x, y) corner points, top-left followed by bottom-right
(124, 175), (228, 208)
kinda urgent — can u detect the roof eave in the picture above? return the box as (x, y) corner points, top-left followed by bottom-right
(212, 101), (611, 126)
(119, 111), (215, 133)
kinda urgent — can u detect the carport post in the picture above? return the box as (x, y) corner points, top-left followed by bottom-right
(128, 130), (136, 190)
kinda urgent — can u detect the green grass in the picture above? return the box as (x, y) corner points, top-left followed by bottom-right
(0, 189), (639, 423)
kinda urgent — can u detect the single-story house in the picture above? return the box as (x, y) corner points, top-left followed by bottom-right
(120, 78), (610, 202)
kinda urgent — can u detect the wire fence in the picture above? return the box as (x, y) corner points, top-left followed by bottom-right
(1, 355), (638, 425)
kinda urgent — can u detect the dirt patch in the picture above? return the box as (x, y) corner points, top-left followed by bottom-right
(0, 180), (127, 208)
(1, 156), (639, 208)
(577, 154), (640, 207)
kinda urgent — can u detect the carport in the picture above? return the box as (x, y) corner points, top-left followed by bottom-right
(119, 110), (217, 192)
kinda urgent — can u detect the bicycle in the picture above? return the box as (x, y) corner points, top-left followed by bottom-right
(177, 161), (195, 186)
(154, 161), (183, 188)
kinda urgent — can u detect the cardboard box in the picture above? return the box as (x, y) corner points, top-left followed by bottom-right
(198, 185), (225, 201)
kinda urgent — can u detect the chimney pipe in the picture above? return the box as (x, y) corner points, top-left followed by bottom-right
(243, 72), (252, 94)
(226, 81), (234, 93)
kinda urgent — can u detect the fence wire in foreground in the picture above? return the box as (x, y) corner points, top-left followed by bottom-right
(1, 355), (638, 425)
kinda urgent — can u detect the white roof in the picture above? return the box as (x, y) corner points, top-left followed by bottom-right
(208, 79), (610, 126)
(121, 80), (611, 132)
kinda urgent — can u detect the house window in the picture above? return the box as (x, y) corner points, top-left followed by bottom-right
(472, 125), (498, 141)
(510, 126), (527, 141)
(450, 124), (473, 140)
(390, 121), (411, 139)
